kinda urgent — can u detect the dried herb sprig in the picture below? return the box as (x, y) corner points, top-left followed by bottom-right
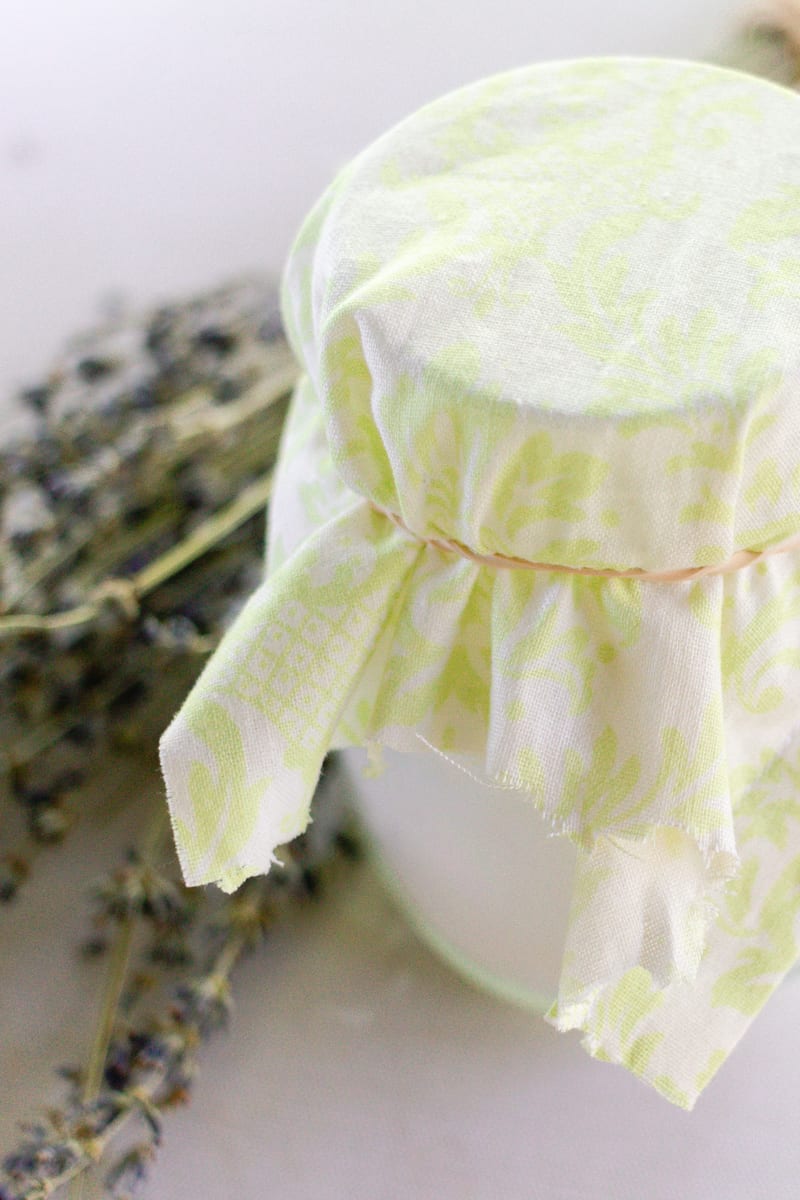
(1, 760), (361, 1200)
(0, 277), (298, 904)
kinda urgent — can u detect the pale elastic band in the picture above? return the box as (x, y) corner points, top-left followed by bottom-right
(372, 504), (800, 583)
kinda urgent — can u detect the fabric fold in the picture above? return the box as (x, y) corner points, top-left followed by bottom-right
(545, 719), (800, 1110)
(159, 498), (422, 892)
(548, 551), (800, 1108)
(262, 373), (743, 1031)
(333, 527), (742, 1045)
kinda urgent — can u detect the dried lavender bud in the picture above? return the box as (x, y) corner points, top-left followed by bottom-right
(147, 935), (193, 967)
(174, 601), (207, 634)
(3, 1139), (79, 1182)
(80, 933), (109, 958)
(106, 1144), (154, 1197)
(130, 382), (157, 411)
(0, 856), (29, 903)
(213, 377), (242, 403)
(173, 976), (232, 1037)
(103, 1044), (133, 1093)
(21, 385), (50, 414)
(19, 787), (52, 812)
(3, 484), (55, 549)
(64, 721), (97, 748)
(122, 502), (156, 529)
(137, 614), (201, 650)
(144, 312), (174, 364)
(301, 866), (321, 897)
(77, 357), (115, 383)
(107, 681), (149, 719)
(194, 327), (237, 355)
(28, 802), (72, 844)
(90, 856), (190, 926)
(80, 661), (112, 690)
(334, 827), (364, 862)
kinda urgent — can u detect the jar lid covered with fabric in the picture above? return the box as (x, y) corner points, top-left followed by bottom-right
(159, 55), (800, 1110)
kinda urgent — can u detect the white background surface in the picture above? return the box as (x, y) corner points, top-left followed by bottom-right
(4, 755), (800, 1200)
(2, 0), (742, 397)
(5, 2), (800, 1197)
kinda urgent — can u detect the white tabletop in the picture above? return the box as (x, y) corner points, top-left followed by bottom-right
(154, 867), (800, 1200)
(3, 753), (800, 1199)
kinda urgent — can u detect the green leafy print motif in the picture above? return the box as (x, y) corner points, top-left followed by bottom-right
(492, 572), (600, 720)
(537, 70), (761, 419)
(370, 340), (608, 566)
(551, 700), (727, 845)
(174, 699), (272, 885)
(399, 343), (487, 539)
(322, 326), (396, 508)
(721, 565), (800, 714)
(730, 183), (800, 308)
(475, 430), (610, 566)
(484, 432), (610, 540)
(664, 363), (796, 550)
(587, 967), (667, 1075)
(712, 853), (800, 1016)
(370, 559), (492, 741)
(579, 575), (643, 658)
(730, 747), (800, 852)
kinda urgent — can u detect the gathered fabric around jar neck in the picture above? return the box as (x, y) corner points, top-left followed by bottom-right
(161, 367), (800, 1110)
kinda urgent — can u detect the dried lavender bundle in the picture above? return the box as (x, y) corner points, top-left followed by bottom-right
(0, 759), (361, 1200)
(0, 277), (299, 900)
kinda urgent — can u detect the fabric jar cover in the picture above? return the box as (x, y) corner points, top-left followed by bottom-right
(159, 56), (800, 1109)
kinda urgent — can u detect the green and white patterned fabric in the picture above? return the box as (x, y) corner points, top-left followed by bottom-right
(160, 56), (800, 1108)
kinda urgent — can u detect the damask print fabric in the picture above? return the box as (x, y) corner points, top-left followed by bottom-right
(159, 57), (800, 1108)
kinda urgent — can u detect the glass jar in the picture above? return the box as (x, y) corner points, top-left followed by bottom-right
(337, 745), (577, 1012)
